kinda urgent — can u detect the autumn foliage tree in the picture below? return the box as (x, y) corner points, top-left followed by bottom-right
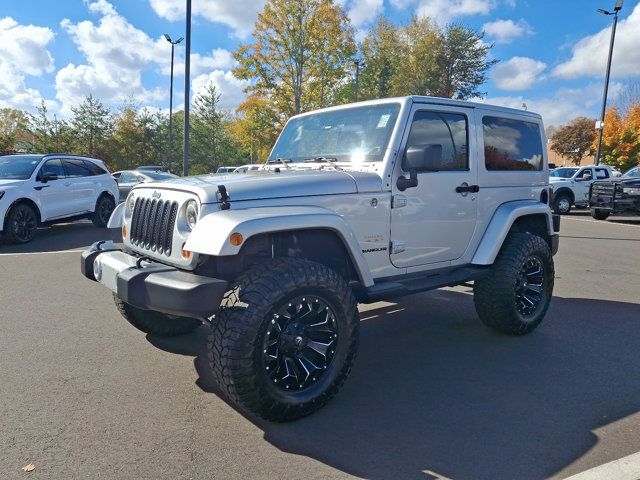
(597, 105), (640, 172)
(550, 116), (595, 166)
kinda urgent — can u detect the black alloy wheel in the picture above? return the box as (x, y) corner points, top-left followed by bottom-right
(263, 296), (339, 392)
(7, 204), (37, 243)
(514, 257), (545, 317)
(93, 195), (115, 228)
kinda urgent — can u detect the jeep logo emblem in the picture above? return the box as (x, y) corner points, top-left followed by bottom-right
(151, 191), (161, 199)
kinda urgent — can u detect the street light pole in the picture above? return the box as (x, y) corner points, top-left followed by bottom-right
(353, 60), (364, 102)
(594, 0), (623, 166)
(164, 34), (183, 174)
(183, 0), (192, 177)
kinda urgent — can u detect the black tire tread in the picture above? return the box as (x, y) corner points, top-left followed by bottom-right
(474, 232), (554, 335)
(590, 208), (610, 220)
(4, 203), (37, 244)
(92, 194), (115, 228)
(114, 294), (201, 336)
(207, 258), (359, 422)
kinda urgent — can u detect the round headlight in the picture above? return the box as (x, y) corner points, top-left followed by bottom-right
(186, 200), (198, 230)
(126, 192), (136, 212)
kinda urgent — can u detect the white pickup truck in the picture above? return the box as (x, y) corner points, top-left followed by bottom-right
(549, 165), (614, 214)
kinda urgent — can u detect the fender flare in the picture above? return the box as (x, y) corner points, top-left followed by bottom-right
(107, 202), (125, 228)
(471, 200), (553, 265)
(552, 186), (574, 202)
(184, 206), (375, 287)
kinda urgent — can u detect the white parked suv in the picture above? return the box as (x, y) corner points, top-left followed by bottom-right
(0, 154), (118, 243)
(82, 96), (560, 421)
(549, 165), (614, 214)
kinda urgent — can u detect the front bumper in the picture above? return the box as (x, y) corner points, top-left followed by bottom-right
(81, 241), (228, 319)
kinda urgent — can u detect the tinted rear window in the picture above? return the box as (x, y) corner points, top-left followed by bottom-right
(483, 117), (543, 171)
(84, 160), (108, 176)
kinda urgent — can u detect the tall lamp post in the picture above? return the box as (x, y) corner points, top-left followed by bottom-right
(183, 0), (192, 177)
(353, 60), (365, 102)
(594, 0), (623, 166)
(164, 34), (183, 174)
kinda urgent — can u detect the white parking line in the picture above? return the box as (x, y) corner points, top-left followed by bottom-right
(564, 451), (640, 480)
(0, 249), (85, 257)
(563, 216), (640, 228)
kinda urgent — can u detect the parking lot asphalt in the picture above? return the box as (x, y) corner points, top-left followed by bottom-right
(1, 212), (639, 480)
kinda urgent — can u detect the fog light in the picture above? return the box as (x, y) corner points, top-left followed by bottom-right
(229, 232), (243, 246)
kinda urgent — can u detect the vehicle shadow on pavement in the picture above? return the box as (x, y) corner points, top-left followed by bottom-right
(0, 222), (122, 254)
(148, 289), (640, 480)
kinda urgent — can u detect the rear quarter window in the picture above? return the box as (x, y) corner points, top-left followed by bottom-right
(482, 116), (543, 171)
(84, 160), (108, 176)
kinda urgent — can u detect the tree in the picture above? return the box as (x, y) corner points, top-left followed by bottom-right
(28, 101), (74, 154)
(228, 94), (280, 163)
(434, 24), (497, 99)
(192, 82), (224, 172)
(597, 105), (640, 171)
(358, 17), (401, 101)
(70, 94), (113, 158)
(233, 0), (355, 119)
(0, 108), (29, 152)
(550, 116), (596, 166)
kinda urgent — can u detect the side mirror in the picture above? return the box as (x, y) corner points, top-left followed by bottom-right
(40, 174), (58, 183)
(397, 144), (443, 191)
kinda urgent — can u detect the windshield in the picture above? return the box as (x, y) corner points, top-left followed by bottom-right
(145, 172), (177, 181)
(268, 103), (401, 163)
(623, 167), (639, 178)
(550, 167), (578, 178)
(0, 155), (42, 180)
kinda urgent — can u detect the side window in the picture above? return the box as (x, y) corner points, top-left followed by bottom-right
(405, 111), (468, 171)
(62, 159), (92, 178)
(84, 160), (107, 176)
(595, 168), (609, 179)
(39, 159), (65, 180)
(119, 172), (138, 184)
(576, 168), (593, 179)
(483, 116), (543, 171)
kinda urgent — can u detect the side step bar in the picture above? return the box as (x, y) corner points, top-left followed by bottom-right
(353, 266), (489, 303)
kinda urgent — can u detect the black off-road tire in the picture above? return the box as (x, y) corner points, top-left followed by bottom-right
(553, 193), (572, 215)
(590, 208), (610, 220)
(114, 294), (201, 336)
(4, 203), (38, 244)
(92, 194), (115, 228)
(208, 258), (360, 422)
(474, 232), (554, 335)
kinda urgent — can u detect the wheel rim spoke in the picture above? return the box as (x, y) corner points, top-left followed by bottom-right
(263, 295), (338, 392)
(514, 257), (545, 317)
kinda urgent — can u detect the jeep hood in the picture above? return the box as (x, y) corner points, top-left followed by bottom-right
(137, 169), (382, 203)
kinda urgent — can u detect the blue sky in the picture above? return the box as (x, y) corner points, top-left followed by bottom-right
(1, 0), (639, 126)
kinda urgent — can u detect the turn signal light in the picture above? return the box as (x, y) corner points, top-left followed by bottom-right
(122, 225), (127, 238)
(181, 245), (192, 260)
(229, 232), (244, 246)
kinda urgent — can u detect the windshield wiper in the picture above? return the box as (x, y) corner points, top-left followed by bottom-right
(302, 157), (343, 170)
(267, 157), (291, 169)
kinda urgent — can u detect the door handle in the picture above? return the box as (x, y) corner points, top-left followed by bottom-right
(34, 185), (50, 191)
(456, 184), (480, 193)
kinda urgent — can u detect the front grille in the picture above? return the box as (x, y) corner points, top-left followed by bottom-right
(592, 182), (615, 195)
(130, 198), (178, 255)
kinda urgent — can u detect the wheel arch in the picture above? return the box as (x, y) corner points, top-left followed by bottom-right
(553, 187), (574, 204)
(185, 206), (374, 287)
(472, 200), (553, 265)
(4, 198), (42, 226)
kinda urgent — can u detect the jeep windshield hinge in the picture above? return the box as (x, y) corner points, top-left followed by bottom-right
(217, 185), (231, 210)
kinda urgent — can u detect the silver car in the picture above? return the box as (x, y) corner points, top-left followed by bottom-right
(112, 170), (177, 202)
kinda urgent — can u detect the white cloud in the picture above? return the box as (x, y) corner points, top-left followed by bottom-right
(492, 56), (546, 90)
(57, 1), (169, 115)
(192, 70), (249, 111)
(0, 17), (55, 110)
(478, 82), (624, 127)
(149, 0), (266, 39)
(391, 0), (494, 23)
(348, 0), (384, 27)
(553, 3), (640, 79)
(165, 49), (236, 78)
(483, 19), (532, 44)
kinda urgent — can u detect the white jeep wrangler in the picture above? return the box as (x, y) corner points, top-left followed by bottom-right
(549, 165), (614, 214)
(82, 96), (560, 421)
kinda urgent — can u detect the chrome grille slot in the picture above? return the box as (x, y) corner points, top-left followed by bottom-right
(130, 198), (178, 256)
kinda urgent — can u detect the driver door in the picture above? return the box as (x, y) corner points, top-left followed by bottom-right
(574, 167), (594, 204)
(35, 159), (72, 220)
(390, 105), (478, 268)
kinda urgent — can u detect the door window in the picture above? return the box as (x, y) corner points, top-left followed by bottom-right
(405, 111), (468, 171)
(62, 159), (92, 178)
(39, 159), (65, 180)
(575, 169), (593, 179)
(482, 117), (543, 171)
(595, 168), (610, 179)
(119, 172), (139, 184)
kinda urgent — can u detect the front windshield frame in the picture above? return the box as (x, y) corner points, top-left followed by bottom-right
(0, 155), (43, 180)
(145, 172), (178, 181)
(550, 167), (578, 178)
(268, 102), (402, 164)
